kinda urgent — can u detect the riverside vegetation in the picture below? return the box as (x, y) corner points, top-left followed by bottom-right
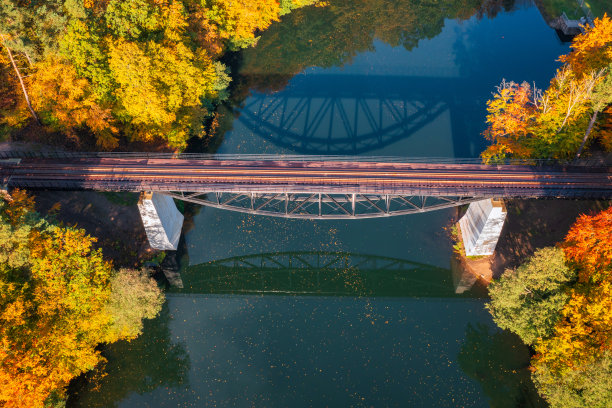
(0, 190), (164, 408)
(482, 15), (612, 161)
(484, 16), (612, 408)
(0, 0), (319, 149)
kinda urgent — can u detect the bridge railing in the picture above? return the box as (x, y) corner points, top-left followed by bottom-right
(0, 150), (596, 166)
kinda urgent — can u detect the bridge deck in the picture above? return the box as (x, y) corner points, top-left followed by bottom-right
(1, 157), (611, 198)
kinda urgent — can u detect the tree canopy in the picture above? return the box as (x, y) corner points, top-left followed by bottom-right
(0, 190), (164, 407)
(0, 0), (319, 149)
(487, 206), (612, 408)
(482, 15), (612, 161)
(486, 247), (576, 346)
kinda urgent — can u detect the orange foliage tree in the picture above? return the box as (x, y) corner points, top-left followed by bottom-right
(529, 206), (612, 405)
(482, 15), (612, 161)
(0, 190), (163, 407)
(563, 206), (612, 283)
(481, 80), (538, 161)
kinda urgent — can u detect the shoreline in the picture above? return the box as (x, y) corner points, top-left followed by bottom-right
(454, 198), (610, 287)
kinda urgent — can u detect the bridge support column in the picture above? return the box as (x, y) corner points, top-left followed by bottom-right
(138, 192), (184, 250)
(459, 199), (506, 256)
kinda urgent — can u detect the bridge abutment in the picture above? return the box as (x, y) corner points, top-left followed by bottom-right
(459, 199), (507, 256)
(138, 192), (184, 250)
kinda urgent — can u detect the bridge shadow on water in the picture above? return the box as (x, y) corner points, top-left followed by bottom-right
(234, 74), (487, 157)
(170, 251), (487, 298)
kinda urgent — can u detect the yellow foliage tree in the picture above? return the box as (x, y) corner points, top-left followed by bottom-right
(28, 55), (118, 148)
(533, 281), (612, 375)
(0, 191), (163, 407)
(203, 0), (280, 49)
(108, 39), (217, 148)
(560, 14), (612, 77)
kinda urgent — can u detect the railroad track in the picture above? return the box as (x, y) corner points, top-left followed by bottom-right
(1, 157), (611, 198)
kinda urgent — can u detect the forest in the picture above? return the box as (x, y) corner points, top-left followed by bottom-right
(0, 0), (318, 149)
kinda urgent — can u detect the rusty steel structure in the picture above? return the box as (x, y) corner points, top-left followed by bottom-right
(1, 152), (611, 219)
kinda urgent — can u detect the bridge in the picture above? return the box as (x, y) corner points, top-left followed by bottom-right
(2, 151), (610, 250)
(1, 152), (611, 219)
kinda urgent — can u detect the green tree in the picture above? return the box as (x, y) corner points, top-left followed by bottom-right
(532, 350), (612, 408)
(105, 268), (165, 340)
(486, 247), (576, 345)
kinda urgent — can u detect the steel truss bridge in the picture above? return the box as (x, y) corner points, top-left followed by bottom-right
(1, 152), (611, 219)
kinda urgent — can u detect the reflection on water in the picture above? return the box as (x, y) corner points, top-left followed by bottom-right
(68, 304), (190, 408)
(174, 251), (475, 298)
(236, 75), (450, 155)
(459, 324), (546, 408)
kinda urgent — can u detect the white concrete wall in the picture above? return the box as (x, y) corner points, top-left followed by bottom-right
(138, 192), (184, 250)
(459, 199), (506, 256)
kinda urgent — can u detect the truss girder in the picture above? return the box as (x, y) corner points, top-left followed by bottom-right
(163, 192), (482, 219)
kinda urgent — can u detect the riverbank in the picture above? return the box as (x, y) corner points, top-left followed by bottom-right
(456, 198), (610, 284)
(33, 190), (155, 268)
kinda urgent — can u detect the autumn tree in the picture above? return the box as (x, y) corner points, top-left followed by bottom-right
(0, 47), (30, 138)
(0, 190), (164, 407)
(28, 55), (118, 148)
(532, 350), (612, 408)
(486, 247), (576, 345)
(481, 80), (538, 161)
(1, 0), (320, 149)
(533, 281), (612, 374)
(487, 207), (612, 408)
(482, 15), (612, 161)
(530, 207), (612, 377)
(560, 14), (612, 77)
(562, 206), (612, 283)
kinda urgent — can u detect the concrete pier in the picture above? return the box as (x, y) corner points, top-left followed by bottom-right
(459, 199), (507, 256)
(138, 192), (184, 250)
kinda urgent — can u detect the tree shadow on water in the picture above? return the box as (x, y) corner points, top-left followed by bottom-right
(458, 323), (546, 408)
(66, 303), (190, 407)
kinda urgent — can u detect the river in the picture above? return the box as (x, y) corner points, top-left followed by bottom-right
(69, 1), (568, 406)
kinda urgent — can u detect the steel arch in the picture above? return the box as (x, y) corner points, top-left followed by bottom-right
(163, 191), (482, 219)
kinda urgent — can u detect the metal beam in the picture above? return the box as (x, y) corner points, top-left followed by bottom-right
(162, 192), (483, 219)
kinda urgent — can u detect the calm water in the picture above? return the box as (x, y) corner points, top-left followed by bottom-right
(70, 1), (568, 406)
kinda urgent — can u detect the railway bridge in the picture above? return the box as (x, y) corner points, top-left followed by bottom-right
(1, 151), (611, 251)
